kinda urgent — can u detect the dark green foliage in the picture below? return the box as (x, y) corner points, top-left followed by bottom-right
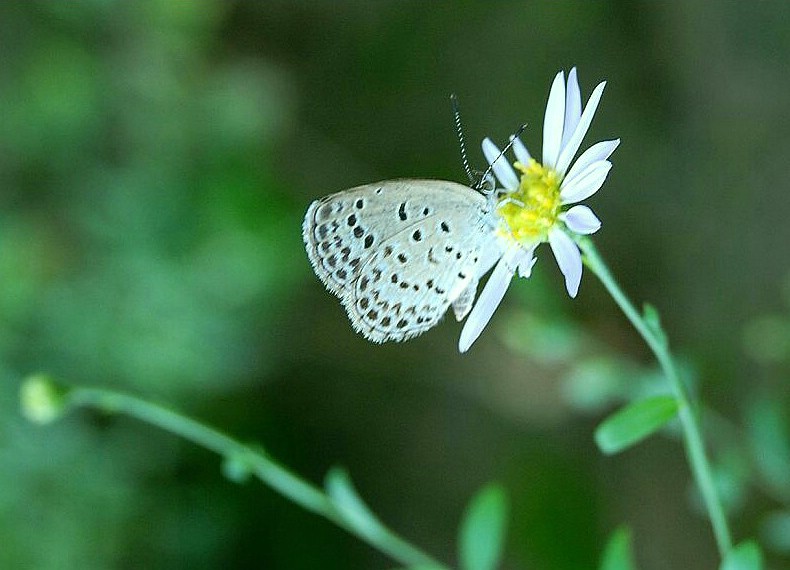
(3, 1), (790, 568)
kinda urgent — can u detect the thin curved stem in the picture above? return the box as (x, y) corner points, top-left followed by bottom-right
(577, 237), (733, 559)
(65, 386), (448, 569)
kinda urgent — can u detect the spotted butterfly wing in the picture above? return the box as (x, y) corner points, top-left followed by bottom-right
(303, 179), (496, 342)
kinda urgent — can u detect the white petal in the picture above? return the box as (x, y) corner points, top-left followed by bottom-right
(560, 160), (612, 204)
(561, 67), (582, 151)
(561, 155), (612, 198)
(563, 139), (620, 185)
(482, 137), (519, 190)
(560, 205), (601, 235)
(517, 247), (537, 278)
(554, 81), (606, 176)
(475, 236), (507, 279)
(542, 71), (566, 169)
(511, 135), (531, 164)
(548, 228), (583, 298)
(458, 246), (521, 353)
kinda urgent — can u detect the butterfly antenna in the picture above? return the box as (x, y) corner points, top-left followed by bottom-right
(450, 94), (477, 186)
(477, 123), (527, 191)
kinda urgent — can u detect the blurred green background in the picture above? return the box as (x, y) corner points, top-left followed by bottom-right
(2, 1), (790, 569)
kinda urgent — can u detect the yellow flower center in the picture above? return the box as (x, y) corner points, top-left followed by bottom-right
(496, 158), (562, 246)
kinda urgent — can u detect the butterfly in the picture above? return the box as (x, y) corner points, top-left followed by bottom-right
(302, 178), (505, 342)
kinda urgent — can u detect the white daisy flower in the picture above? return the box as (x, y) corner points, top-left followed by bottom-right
(459, 68), (619, 352)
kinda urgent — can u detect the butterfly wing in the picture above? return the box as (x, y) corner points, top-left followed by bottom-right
(303, 179), (495, 342)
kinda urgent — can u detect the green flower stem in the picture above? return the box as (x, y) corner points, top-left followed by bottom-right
(64, 386), (448, 569)
(577, 237), (733, 559)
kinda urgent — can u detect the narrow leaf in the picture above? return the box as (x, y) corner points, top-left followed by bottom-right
(642, 303), (666, 347)
(720, 540), (764, 570)
(325, 466), (384, 540)
(595, 396), (679, 455)
(599, 526), (637, 570)
(458, 483), (508, 570)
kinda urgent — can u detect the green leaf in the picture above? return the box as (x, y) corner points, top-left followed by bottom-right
(562, 357), (632, 413)
(324, 466), (384, 540)
(745, 398), (790, 495)
(642, 303), (667, 348)
(458, 483), (508, 570)
(708, 451), (750, 513)
(599, 526), (637, 570)
(720, 540), (764, 570)
(760, 511), (790, 554)
(220, 451), (253, 484)
(595, 396), (680, 455)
